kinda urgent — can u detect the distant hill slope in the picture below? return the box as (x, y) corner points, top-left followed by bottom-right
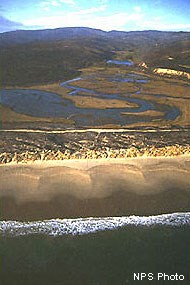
(0, 39), (115, 86)
(0, 27), (189, 47)
(0, 27), (189, 86)
(142, 39), (190, 73)
(0, 27), (107, 47)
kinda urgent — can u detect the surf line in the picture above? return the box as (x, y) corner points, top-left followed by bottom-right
(1, 212), (190, 237)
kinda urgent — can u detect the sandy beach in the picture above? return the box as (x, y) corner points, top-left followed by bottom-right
(0, 155), (189, 220)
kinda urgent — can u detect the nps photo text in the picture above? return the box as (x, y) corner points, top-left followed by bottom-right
(133, 273), (185, 281)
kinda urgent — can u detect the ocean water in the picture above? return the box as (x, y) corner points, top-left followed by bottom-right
(0, 213), (189, 285)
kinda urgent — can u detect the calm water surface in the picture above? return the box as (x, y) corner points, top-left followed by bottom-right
(0, 72), (180, 126)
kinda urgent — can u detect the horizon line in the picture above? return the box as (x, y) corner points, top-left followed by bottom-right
(1, 26), (190, 34)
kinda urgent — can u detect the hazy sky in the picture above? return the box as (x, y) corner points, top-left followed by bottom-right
(0, 0), (190, 33)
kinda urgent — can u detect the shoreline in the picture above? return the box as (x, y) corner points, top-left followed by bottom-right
(1, 212), (190, 237)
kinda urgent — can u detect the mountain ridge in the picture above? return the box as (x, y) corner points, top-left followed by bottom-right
(0, 26), (189, 47)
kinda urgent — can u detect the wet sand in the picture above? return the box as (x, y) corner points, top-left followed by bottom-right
(0, 156), (189, 220)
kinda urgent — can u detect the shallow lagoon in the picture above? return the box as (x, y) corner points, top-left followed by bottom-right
(0, 72), (180, 127)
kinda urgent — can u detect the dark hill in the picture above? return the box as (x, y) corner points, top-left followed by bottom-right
(0, 37), (114, 86)
(0, 27), (189, 47)
(0, 27), (189, 86)
(142, 38), (190, 72)
(0, 27), (107, 47)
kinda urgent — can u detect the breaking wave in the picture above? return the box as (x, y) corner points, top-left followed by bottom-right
(0, 212), (190, 237)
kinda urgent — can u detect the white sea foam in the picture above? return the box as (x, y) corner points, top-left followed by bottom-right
(0, 213), (189, 237)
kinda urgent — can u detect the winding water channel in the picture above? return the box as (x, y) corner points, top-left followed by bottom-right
(0, 68), (180, 127)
